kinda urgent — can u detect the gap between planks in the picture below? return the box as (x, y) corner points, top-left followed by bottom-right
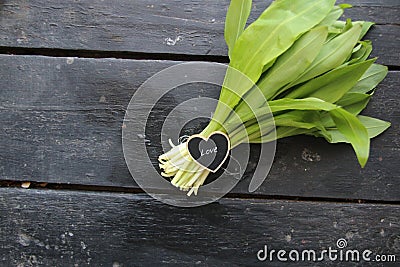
(1, 180), (399, 206)
(0, 47), (229, 64)
(0, 47), (399, 71)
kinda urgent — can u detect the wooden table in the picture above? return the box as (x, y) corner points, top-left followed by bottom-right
(0, 0), (399, 266)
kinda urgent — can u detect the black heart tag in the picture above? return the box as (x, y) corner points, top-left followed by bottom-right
(187, 131), (230, 173)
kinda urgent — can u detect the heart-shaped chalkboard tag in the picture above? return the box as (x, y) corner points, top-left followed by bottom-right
(187, 131), (230, 173)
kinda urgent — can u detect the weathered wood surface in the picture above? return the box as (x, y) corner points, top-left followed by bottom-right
(0, 1), (399, 266)
(0, 188), (398, 266)
(0, 55), (398, 201)
(0, 0), (399, 66)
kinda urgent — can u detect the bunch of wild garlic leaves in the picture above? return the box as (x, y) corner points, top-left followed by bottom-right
(159, 0), (390, 196)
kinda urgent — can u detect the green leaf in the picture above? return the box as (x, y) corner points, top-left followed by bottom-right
(245, 109), (332, 143)
(233, 103), (332, 144)
(270, 111), (323, 130)
(288, 23), (363, 87)
(285, 58), (375, 102)
(318, 6), (344, 27)
(259, 26), (328, 100)
(261, 58), (277, 73)
(329, 109), (370, 167)
(275, 127), (311, 139)
(268, 98), (370, 167)
(329, 108), (369, 167)
(323, 115), (390, 143)
(346, 40), (372, 65)
(337, 92), (371, 115)
(337, 92), (370, 106)
(338, 3), (352, 9)
(225, 0), (253, 58)
(268, 97), (338, 113)
(359, 21), (374, 39)
(230, 0), (334, 83)
(275, 117), (316, 130)
(352, 43), (362, 54)
(358, 115), (391, 138)
(328, 20), (373, 40)
(321, 91), (371, 127)
(251, 127), (311, 143)
(210, 0), (335, 128)
(350, 64), (388, 93)
(233, 26), (329, 123)
(291, 111), (332, 140)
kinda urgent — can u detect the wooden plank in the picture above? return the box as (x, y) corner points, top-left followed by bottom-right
(0, 0), (399, 66)
(0, 55), (399, 201)
(0, 188), (398, 266)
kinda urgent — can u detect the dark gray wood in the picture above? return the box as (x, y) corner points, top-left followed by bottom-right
(0, 55), (399, 201)
(0, 188), (398, 266)
(0, 1), (398, 266)
(0, 0), (399, 66)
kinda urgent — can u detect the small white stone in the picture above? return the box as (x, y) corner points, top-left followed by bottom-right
(21, 182), (30, 189)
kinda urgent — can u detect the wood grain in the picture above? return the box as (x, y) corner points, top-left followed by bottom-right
(0, 188), (399, 266)
(0, 2), (399, 266)
(0, 0), (399, 66)
(0, 55), (398, 201)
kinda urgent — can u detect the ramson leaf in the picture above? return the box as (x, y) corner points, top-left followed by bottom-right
(210, 0), (335, 128)
(268, 97), (338, 113)
(232, 26), (329, 125)
(225, 0), (252, 58)
(230, 0), (335, 83)
(329, 109), (370, 167)
(328, 20), (373, 41)
(323, 115), (391, 143)
(337, 92), (371, 115)
(347, 41), (372, 65)
(268, 98), (370, 167)
(318, 6), (344, 26)
(360, 21), (375, 39)
(338, 3), (353, 9)
(288, 23), (363, 87)
(259, 26), (328, 100)
(350, 64), (388, 93)
(285, 58), (375, 102)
